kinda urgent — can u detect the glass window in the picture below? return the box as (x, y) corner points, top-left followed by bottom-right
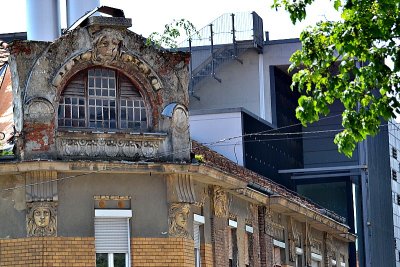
(59, 67), (147, 131)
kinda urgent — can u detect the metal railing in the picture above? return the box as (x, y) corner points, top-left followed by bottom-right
(178, 12), (264, 98)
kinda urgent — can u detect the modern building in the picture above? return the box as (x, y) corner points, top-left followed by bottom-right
(185, 12), (397, 267)
(0, 4), (354, 267)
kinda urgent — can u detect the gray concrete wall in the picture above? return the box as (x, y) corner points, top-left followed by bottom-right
(57, 172), (168, 238)
(189, 49), (260, 116)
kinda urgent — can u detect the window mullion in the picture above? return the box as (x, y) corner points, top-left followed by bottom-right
(109, 253), (114, 267)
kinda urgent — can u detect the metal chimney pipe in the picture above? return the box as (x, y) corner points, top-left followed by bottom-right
(66, 0), (100, 27)
(26, 0), (61, 41)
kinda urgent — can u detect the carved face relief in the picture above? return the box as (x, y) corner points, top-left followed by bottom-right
(168, 203), (190, 238)
(92, 29), (123, 63)
(27, 202), (57, 237)
(213, 186), (228, 218)
(33, 207), (50, 227)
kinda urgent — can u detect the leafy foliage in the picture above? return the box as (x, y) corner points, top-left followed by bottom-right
(273, 0), (400, 156)
(146, 19), (198, 48)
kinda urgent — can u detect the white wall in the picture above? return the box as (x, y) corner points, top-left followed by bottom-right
(190, 111), (244, 166)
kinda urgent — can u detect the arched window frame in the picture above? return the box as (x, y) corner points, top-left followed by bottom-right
(58, 67), (149, 132)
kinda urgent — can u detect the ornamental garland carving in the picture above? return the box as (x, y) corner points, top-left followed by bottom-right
(56, 137), (161, 159)
(213, 186), (228, 218)
(27, 202), (57, 237)
(168, 203), (190, 238)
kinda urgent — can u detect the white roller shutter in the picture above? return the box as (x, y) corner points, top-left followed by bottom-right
(194, 223), (200, 249)
(95, 217), (130, 253)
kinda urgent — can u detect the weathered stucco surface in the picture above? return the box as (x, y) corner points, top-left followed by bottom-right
(9, 17), (190, 161)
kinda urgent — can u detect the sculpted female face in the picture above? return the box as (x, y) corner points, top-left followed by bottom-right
(175, 211), (188, 228)
(33, 207), (50, 227)
(96, 35), (121, 62)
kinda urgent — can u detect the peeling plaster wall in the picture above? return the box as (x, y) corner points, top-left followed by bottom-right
(8, 20), (191, 161)
(0, 174), (27, 238)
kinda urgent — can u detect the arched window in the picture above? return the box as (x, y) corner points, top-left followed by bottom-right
(58, 67), (147, 131)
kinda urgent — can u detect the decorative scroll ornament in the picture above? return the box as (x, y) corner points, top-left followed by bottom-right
(27, 202), (57, 237)
(213, 186), (228, 218)
(168, 203), (190, 238)
(56, 137), (161, 159)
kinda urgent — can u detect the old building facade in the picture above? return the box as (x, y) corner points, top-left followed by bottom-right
(0, 13), (353, 267)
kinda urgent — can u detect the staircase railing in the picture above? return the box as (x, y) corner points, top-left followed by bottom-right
(178, 11), (264, 99)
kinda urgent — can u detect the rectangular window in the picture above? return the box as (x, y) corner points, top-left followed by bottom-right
(245, 225), (254, 267)
(397, 195), (400, 205)
(393, 147), (398, 159)
(273, 240), (285, 267)
(393, 169), (398, 181)
(228, 220), (238, 267)
(95, 210), (132, 267)
(193, 214), (205, 267)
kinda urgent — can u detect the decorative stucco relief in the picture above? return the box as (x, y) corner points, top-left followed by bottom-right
(25, 98), (54, 121)
(168, 203), (190, 238)
(27, 202), (57, 237)
(91, 29), (123, 64)
(56, 134), (164, 159)
(213, 186), (228, 218)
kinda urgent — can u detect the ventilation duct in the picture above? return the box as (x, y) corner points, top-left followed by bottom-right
(26, 0), (61, 41)
(66, 0), (100, 27)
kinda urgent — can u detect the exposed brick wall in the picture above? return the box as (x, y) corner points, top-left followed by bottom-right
(252, 207), (261, 267)
(211, 217), (229, 267)
(0, 237), (95, 267)
(131, 237), (194, 267)
(200, 243), (213, 267)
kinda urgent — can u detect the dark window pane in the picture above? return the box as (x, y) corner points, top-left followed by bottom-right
(65, 98), (71, 104)
(79, 120), (85, 127)
(96, 253), (108, 267)
(72, 98), (77, 105)
(121, 100), (126, 107)
(89, 107), (95, 120)
(96, 99), (101, 105)
(96, 107), (102, 119)
(141, 110), (146, 121)
(89, 121), (95, 127)
(121, 108), (126, 120)
(128, 110), (133, 121)
(110, 101), (115, 107)
(127, 100), (133, 107)
(109, 79), (115, 88)
(72, 106), (78, 118)
(102, 78), (108, 88)
(114, 253), (126, 267)
(65, 106), (71, 118)
(110, 120), (116, 128)
(88, 69), (94, 76)
(58, 119), (64, 126)
(89, 99), (95, 105)
(96, 78), (101, 87)
(89, 78), (94, 88)
(134, 109), (140, 121)
(72, 120), (78, 127)
(79, 107), (85, 119)
(110, 109), (116, 120)
(110, 90), (115, 97)
(95, 69), (101, 76)
(65, 119), (71, 127)
(96, 89), (101, 96)
(89, 89), (94, 95)
(128, 122), (134, 128)
(121, 121), (127, 128)
(102, 89), (108, 97)
(102, 69), (108, 76)
(79, 98), (85, 105)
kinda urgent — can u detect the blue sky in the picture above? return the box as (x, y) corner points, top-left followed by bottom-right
(0, 0), (340, 40)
